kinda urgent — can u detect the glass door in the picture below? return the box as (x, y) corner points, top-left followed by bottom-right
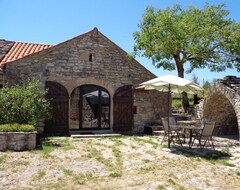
(76, 85), (110, 130)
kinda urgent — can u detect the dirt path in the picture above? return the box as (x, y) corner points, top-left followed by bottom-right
(0, 136), (240, 190)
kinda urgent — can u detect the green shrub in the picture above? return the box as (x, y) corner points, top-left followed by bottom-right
(0, 79), (51, 125)
(0, 124), (35, 132)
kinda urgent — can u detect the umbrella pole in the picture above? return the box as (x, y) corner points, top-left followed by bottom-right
(168, 84), (171, 148)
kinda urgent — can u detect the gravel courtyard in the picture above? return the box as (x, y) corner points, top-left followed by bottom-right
(0, 135), (240, 190)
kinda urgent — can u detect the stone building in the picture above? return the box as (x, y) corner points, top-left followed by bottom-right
(0, 28), (168, 135)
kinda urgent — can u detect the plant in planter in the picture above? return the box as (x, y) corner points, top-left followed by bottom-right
(0, 79), (51, 151)
(0, 124), (37, 151)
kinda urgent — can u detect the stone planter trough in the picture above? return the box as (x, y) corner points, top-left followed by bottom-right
(0, 131), (37, 151)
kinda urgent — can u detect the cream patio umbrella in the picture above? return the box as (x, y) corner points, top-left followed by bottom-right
(139, 75), (203, 148)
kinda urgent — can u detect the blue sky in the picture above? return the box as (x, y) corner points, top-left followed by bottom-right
(0, 0), (239, 84)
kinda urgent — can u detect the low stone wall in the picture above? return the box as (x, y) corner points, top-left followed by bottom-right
(0, 132), (37, 151)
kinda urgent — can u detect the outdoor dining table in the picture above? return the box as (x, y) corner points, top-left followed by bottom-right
(176, 120), (202, 148)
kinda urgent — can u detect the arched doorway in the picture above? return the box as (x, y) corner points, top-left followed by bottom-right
(45, 81), (69, 134)
(203, 92), (239, 139)
(70, 85), (110, 130)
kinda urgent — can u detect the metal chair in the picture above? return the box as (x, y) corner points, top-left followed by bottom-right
(191, 121), (216, 150)
(161, 117), (183, 147)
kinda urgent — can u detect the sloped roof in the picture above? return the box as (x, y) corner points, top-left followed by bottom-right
(0, 41), (53, 65)
(0, 28), (155, 78)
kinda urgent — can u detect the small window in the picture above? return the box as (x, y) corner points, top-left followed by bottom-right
(89, 53), (93, 62)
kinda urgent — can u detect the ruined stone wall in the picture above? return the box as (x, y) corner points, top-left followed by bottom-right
(203, 76), (240, 138)
(203, 92), (238, 135)
(5, 29), (167, 132)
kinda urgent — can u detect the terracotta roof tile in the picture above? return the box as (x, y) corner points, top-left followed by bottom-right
(0, 42), (53, 65)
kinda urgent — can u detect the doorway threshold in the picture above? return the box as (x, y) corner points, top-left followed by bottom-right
(70, 130), (121, 138)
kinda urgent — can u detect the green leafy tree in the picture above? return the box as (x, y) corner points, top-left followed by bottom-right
(203, 80), (212, 94)
(133, 3), (240, 111)
(0, 79), (51, 126)
(192, 73), (199, 85)
(202, 79), (217, 96)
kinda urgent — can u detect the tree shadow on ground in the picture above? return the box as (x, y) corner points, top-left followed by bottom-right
(36, 135), (70, 150)
(168, 145), (231, 161)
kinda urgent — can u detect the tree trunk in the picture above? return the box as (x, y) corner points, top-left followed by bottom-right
(174, 52), (189, 113)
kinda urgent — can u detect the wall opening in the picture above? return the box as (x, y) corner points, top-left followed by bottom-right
(70, 85), (110, 130)
(89, 53), (93, 62)
(203, 92), (239, 140)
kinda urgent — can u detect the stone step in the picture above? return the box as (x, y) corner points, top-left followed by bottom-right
(144, 125), (163, 135)
(153, 130), (165, 136)
(71, 133), (121, 138)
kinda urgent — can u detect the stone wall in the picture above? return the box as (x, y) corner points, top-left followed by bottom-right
(0, 40), (15, 87)
(5, 28), (167, 133)
(133, 89), (168, 133)
(0, 132), (36, 151)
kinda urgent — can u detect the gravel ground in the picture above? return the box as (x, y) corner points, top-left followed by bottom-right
(0, 135), (240, 190)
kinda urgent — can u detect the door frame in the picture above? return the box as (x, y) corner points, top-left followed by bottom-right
(70, 85), (111, 131)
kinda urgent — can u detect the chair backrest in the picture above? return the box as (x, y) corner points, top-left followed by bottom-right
(196, 118), (208, 128)
(201, 121), (215, 137)
(169, 117), (177, 125)
(161, 117), (170, 133)
(161, 117), (177, 133)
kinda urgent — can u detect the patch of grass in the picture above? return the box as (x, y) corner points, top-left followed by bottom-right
(236, 171), (240, 176)
(73, 172), (94, 185)
(0, 155), (7, 164)
(109, 172), (122, 178)
(61, 166), (74, 176)
(13, 160), (30, 166)
(167, 178), (176, 185)
(133, 137), (159, 148)
(175, 147), (231, 165)
(162, 144), (169, 148)
(33, 169), (46, 180)
(146, 149), (156, 156)
(111, 143), (124, 175)
(87, 148), (114, 170)
(44, 137), (75, 151)
(204, 151), (230, 160)
(109, 137), (125, 146)
(31, 145), (55, 158)
(143, 158), (151, 163)
(157, 184), (166, 190)
(222, 161), (235, 167)
(179, 186), (187, 190)
(127, 152), (141, 159)
(172, 98), (182, 108)
(138, 165), (156, 174)
(73, 175), (86, 185)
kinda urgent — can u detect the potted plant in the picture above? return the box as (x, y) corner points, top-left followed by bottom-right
(0, 124), (37, 151)
(0, 79), (51, 151)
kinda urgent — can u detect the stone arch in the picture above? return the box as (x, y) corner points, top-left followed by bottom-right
(203, 82), (240, 140)
(69, 84), (111, 130)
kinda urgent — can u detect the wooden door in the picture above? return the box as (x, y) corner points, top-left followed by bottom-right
(113, 85), (133, 132)
(45, 81), (69, 134)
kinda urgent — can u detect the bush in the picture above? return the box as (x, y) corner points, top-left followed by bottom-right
(0, 79), (51, 126)
(0, 124), (35, 132)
